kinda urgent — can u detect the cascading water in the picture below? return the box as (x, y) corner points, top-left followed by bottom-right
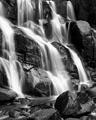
(17, 0), (71, 95)
(17, 0), (91, 95)
(64, 45), (91, 87)
(67, 0), (76, 21)
(0, 0), (91, 98)
(0, 16), (24, 97)
(48, 0), (90, 89)
(48, 1), (64, 43)
(17, 0), (35, 26)
(19, 25), (71, 95)
(0, 1), (5, 16)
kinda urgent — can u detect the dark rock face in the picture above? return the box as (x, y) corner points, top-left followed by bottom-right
(15, 27), (42, 67)
(0, 26), (42, 67)
(54, 0), (96, 27)
(69, 20), (96, 67)
(0, 87), (17, 103)
(55, 90), (94, 119)
(71, 0), (96, 27)
(1, 0), (17, 24)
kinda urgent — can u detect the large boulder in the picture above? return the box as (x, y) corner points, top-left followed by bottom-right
(22, 68), (54, 97)
(55, 90), (94, 119)
(69, 20), (96, 67)
(0, 87), (17, 104)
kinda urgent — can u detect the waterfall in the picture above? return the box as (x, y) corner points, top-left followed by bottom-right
(0, 16), (24, 97)
(67, 0), (76, 21)
(0, 0), (91, 97)
(49, 1), (64, 43)
(17, 0), (35, 26)
(64, 45), (91, 89)
(0, 1), (5, 16)
(19, 26), (71, 95)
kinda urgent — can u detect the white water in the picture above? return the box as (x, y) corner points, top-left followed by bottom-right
(65, 45), (91, 87)
(0, 16), (24, 97)
(17, 0), (90, 94)
(48, 0), (90, 89)
(17, 0), (35, 26)
(38, 0), (43, 19)
(48, 1), (64, 43)
(19, 26), (71, 95)
(0, 2), (5, 16)
(0, 0), (90, 97)
(67, 0), (76, 21)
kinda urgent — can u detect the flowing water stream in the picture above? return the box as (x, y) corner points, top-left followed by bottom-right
(0, 0), (91, 97)
(0, 17), (24, 97)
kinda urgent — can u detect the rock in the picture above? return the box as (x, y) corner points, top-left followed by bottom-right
(1, 0), (17, 24)
(71, 0), (96, 27)
(0, 87), (17, 103)
(87, 86), (96, 98)
(0, 26), (42, 67)
(76, 21), (91, 35)
(22, 68), (53, 97)
(0, 26), (42, 68)
(14, 27), (42, 67)
(2, 0), (96, 28)
(69, 21), (96, 67)
(52, 42), (74, 72)
(55, 90), (94, 119)
(9, 110), (20, 118)
(55, 91), (69, 115)
(29, 108), (56, 120)
(35, 81), (54, 97)
(53, 0), (67, 19)
(69, 21), (84, 54)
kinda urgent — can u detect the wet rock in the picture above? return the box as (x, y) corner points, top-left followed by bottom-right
(2, 0), (96, 28)
(29, 108), (56, 120)
(69, 21), (86, 54)
(55, 90), (94, 119)
(14, 27), (42, 67)
(55, 91), (81, 118)
(76, 21), (91, 36)
(35, 81), (54, 97)
(22, 68), (53, 97)
(52, 42), (74, 72)
(34, 69), (54, 96)
(1, 0), (17, 24)
(71, 0), (96, 27)
(0, 87), (17, 103)
(53, 0), (67, 19)
(69, 21), (96, 67)
(0, 26), (42, 68)
(9, 110), (20, 118)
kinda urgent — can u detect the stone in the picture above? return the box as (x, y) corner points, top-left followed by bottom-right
(76, 21), (91, 35)
(1, 0), (17, 24)
(22, 68), (53, 97)
(55, 90), (94, 119)
(14, 27), (42, 67)
(69, 21), (96, 68)
(29, 108), (56, 120)
(52, 42), (74, 72)
(71, 0), (96, 27)
(0, 87), (17, 103)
